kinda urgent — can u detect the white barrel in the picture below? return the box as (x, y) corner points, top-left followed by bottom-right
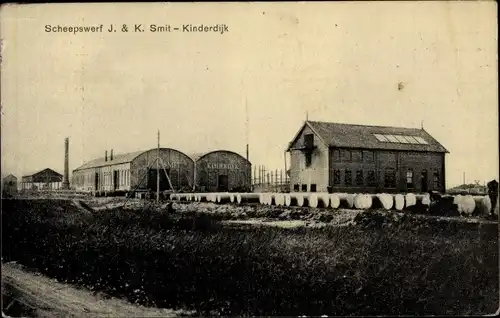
(453, 195), (464, 214)
(461, 195), (476, 215)
(354, 194), (372, 210)
(376, 193), (394, 210)
(394, 194), (405, 211)
(329, 194), (340, 209)
(296, 193), (305, 207)
(275, 193), (284, 206)
(340, 193), (355, 209)
(421, 194), (431, 206)
(317, 193), (330, 208)
(473, 195), (491, 215)
(405, 193), (416, 208)
(308, 193), (319, 208)
(229, 193), (235, 203)
(259, 193), (267, 205)
(285, 194), (298, 207)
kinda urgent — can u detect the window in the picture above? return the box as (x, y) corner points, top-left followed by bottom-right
(305, 152), (312, 167)
(405, 136), (420, 144)
(373, 134), (427, 145)
(374, 134), (389, 142)
(433, 172), (440, 189)
(333, 170), (341, 185)
(294, 184), (299, 191)
(414, 136), (428, 145)
(367, 171), (376, 187)
(304, 134), (314, 149)
(394, 135), (409, 143)
(333, 149), (341, 161)
(385, 135), (399, 143)
(341, 150), (351, 161)
(406, 169), (414, 189)
(355, 170), (364, 186)
(384, 169), (396, 188)
(352, 150), (362, 162)
(301, 184), (307, 192)
(364, 151), (374, 162)
(310, 184), (317, 192)
(345, 170), (352, 186)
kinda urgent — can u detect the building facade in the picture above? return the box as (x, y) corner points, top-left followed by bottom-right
(287, 121), (448, 194)
(193, 150), (252, 192)
(72, 148), (195, 194)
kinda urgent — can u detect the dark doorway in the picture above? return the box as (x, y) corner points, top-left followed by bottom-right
(148, 168), (171, 191)
(421, 170), (428, 192)
(113, 171), (119, 190)
(218, 174), (229, 192)
(95, 173), (99, 191)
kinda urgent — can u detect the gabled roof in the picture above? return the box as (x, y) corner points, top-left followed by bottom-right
(73, 150), (145, 171)
(22, 168), (63, 178)
(3, 174), (17, 180)
(287, 121), (448, 153)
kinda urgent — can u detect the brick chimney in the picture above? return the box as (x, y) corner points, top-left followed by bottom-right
(62, 137), (70, 189)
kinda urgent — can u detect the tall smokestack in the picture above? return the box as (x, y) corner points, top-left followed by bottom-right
(110, 149), (113, 161)
(105, 150), (108, 162)
(62, 137), (70, 189)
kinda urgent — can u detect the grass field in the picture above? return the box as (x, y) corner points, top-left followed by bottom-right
(2, 198), (498, 316)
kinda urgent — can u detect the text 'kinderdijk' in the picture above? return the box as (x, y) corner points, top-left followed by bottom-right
(183, 24), (229, 34)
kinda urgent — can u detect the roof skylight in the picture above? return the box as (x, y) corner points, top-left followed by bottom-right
(373, 134), (428, 145)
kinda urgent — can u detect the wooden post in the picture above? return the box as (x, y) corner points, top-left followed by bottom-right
(280, 169), (283, 191)
(157, 130), (160, 203)
(276, 170), (278, 192)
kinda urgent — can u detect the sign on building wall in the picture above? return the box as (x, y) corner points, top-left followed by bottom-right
(207, 163), (241, 170)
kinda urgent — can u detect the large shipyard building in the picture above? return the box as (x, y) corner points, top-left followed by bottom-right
(192, 150), (251, 192)
(72, 148), (195, 194)
(287, 121), (448, 194)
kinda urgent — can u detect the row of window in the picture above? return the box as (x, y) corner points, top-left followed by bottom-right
(293, 184), (317, 192)
(304, 149), (376, 168)
(332, 149), (375, 163)
(74, 169), (131, 187)
(330, 168), (440, 189)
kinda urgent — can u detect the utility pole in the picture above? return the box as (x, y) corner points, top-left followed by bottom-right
(157, 130), (160, 203)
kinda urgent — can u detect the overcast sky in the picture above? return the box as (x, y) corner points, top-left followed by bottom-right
(1, 1), (498, 188)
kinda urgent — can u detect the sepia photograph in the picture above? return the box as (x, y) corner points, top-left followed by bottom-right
(1, 1), (499, 316)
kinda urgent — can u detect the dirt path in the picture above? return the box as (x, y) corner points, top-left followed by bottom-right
(2, 262), (193, 318)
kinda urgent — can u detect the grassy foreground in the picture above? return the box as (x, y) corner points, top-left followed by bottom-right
(2, 199), (498, 316)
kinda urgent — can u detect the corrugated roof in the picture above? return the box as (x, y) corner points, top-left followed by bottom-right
(73, 150), (145, 171)
(188, 152), (206, 162)
(188, 150), (250, 162)
(289, 121), (448, 153)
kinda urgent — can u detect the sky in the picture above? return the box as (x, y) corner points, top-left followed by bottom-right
(1, 1), (498, 188)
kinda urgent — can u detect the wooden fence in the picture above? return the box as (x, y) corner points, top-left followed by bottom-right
(251, 166), (290, 193)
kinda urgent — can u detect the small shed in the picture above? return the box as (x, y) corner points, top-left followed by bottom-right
(2, 174), (18, 196)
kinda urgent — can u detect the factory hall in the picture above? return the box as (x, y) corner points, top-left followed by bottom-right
(287, 121), (448, 194)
